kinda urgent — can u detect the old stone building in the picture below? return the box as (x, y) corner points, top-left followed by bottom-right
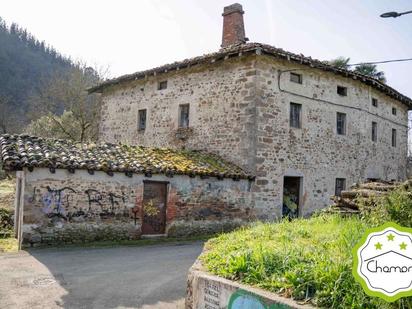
(91, 3), (412, 219)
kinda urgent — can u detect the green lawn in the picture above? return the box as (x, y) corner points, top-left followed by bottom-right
(201, 215), (411, 308)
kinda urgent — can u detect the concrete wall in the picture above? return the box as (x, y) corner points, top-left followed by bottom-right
(186, 260), (315, 309)
(21, 168), (253, 244)
(99, 54), (409, 219)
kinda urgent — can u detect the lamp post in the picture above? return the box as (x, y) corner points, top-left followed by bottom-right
(380, 10), (412, 18)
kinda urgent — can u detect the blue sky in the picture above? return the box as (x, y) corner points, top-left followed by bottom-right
(1, 0), (412, 98)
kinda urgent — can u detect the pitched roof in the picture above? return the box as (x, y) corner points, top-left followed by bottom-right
(89, 42), (412, 108)
(0, 134), (253, 180)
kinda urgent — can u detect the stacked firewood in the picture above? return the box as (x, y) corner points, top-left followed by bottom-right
(329, 180), (411, 214)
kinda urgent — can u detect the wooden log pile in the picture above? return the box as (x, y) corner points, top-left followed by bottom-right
(328, 180), (412, 214)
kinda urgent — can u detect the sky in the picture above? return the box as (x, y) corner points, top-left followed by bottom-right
(1, 0), (412, 98)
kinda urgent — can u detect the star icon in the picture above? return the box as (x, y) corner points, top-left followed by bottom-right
(400, 242), (407, 250)
(387, 234), (395, 241)
(375, 242), (383, 250)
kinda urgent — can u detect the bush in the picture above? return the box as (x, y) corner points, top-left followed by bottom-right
(201, 215), (412, 308)
(0, 162), (7, 180)
(0, 208), (13, 238)
(358, 185), (412, 227)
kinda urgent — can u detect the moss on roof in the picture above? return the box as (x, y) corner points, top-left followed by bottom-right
(0, 134), (253, 180)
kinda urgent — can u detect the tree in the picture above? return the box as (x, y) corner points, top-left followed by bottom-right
(354, 63), (386, 83)
(328, 57), (351, 69)
(26, 63), (103, 143)
(0, 95), (20, 134)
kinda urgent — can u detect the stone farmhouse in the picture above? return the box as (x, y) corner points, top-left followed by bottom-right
(1, 3), (411, 245)
(91, 4), (411, 218)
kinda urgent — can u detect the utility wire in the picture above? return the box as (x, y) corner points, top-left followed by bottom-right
(347, 58), (412, 66)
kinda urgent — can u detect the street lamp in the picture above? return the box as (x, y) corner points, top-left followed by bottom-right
(380, 10), (412, 18)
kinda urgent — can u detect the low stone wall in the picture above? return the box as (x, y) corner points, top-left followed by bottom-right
(186, 260), (315, 309)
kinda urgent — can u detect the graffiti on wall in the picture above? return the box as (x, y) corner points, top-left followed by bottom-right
(42, 186), (76, 220)
(34, 185), (132, 222)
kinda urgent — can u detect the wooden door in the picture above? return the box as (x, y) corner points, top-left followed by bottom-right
(142, 181), (167, 235)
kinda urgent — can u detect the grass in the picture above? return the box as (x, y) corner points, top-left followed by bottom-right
(0, 178), (14, 210)
(0, 238), (18, 253)
(201, 214), (411, 308)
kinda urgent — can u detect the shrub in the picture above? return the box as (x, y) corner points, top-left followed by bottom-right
(358, 186), (412, 227)
(0, 208), (13, 238)
(202, 215), (412, 308)
(0, 162), (7, 180)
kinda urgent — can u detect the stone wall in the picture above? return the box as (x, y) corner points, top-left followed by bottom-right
(99, 53), (409, 219)
(99, 56), (258, 172)
(20, 168), (253, 245)
(253, 56), (409, 216)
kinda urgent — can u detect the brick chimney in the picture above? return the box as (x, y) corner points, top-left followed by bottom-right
(221, 3), (247, 48)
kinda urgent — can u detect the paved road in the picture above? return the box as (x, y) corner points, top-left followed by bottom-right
(0, 241), (203, 309)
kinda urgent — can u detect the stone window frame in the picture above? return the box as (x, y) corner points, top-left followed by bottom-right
(392, 107), (397, 116)
(138, 109), (147, 131)
(336, 112), (347, 135)
(392, 128), (397, 147)
(158, 80), (168, 90)
(371, 121), (378, 142)
(372, 97), (378, 107)
(289, 102), (302, 129)
(290, 72), (302, 84)
(337, 85), (347, 96)
(335, 178), (346, 196)
(178, 104), (190, 128)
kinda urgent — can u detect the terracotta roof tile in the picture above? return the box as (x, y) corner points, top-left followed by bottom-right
(0, 134), (253, 180)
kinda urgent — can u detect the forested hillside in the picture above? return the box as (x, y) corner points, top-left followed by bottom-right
(0, 17), (78, 132)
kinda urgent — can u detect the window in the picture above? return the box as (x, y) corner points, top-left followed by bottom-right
(335, 178), (346, 196)
(336, 112), (346, 135)
(179, 104), (190, 128)
(372, 98), (378, 107)
(290, 103), (302, 128)
(371, 121), (377, 142)
(138, 109), (147, 131)
(290, 72), (302, 84)
(392, 107), (397, 115)
(337, 86), (347, 96)
(158, 80), (167, 90)
(392, 129), (397, 147)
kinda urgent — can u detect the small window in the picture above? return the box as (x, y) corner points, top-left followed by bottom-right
(392, 129), (397, 147)
(372, 98), (378, 107)
(335, 178), (346, 196)
(336, 112), (346, 135)
(392, 107), (397, 115)
(290, 72), (302, 84)
(371, 121), (377, 142)
(138, 109), (147, 131)
(179, 104), (190, 128)
(337, 86), (347, 96)
(158, 80), (167, 90)
(290, 103), (302, 128)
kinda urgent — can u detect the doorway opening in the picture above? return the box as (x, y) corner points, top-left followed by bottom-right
(282, 176), (301, 219)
